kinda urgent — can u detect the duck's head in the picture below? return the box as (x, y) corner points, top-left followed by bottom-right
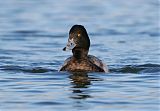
(63, 25), (90, 52)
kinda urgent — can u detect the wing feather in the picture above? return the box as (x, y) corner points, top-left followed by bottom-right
(88, 55), (108, 73)
(59, 57), (72, 71)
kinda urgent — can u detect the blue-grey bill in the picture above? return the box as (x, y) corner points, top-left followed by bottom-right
(63, 38), (76, 51)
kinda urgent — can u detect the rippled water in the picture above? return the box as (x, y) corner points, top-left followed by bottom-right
(0, 0), (159, 111)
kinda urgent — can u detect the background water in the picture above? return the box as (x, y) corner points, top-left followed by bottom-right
(0, 0), (160, 111)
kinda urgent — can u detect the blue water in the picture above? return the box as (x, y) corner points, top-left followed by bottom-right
(0, 0), (160, 111)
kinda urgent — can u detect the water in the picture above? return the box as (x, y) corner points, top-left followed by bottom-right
(0, 0), (159, 111)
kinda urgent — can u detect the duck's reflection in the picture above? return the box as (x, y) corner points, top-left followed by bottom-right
(69, 72), (91, 99)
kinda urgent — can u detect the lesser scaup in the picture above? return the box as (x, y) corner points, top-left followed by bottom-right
(59, 25), (108, 72)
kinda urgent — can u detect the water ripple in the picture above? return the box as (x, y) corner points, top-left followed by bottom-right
(33, 101), (65, 105)
(0, 65), (56, 73)
(110, 64), (160, 73)
(0, 64), (160, 74)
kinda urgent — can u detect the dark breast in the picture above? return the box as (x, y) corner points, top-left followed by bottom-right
(60, 58), (104, 72)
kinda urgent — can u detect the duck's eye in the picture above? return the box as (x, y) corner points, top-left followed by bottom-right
(78, 33), (81, 37)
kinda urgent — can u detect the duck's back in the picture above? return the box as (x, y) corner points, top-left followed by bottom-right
(59, 55), (108, 72)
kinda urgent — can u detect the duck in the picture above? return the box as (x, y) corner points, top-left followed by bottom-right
(59, 25), (108, 73)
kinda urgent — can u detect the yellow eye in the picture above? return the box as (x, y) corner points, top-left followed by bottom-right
(78, 33), (81, 37)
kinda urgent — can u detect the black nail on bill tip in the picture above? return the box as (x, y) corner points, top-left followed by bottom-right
(63, 47), (66, 51)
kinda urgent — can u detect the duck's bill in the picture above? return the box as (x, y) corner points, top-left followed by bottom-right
(63, 38), (76, 51)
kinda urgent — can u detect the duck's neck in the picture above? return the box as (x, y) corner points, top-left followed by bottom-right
(72, 48), (88, 59)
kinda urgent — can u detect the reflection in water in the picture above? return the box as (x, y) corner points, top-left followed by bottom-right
(69, 72), (91, 100)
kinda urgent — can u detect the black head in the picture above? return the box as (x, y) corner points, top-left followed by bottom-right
(63, 25), (90, 51)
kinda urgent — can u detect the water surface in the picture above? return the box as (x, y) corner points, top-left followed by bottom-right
(0, 0), (159, 111)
